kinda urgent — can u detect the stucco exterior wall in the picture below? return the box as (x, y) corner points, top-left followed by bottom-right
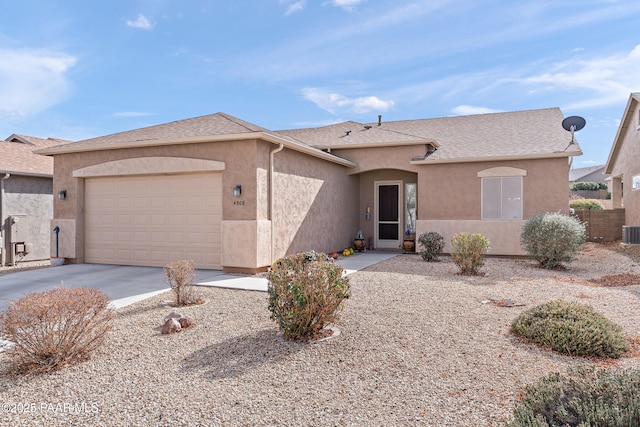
(357, 169), (418, 247)
(2, 175), (53, 262)
(417, 158), (570, 220)
(51, 140), (262, 265)
(609, 102), (640, 226)
(271, 148), (358, 259)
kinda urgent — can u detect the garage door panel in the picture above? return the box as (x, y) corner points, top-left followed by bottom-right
(85, 173), (222, 269)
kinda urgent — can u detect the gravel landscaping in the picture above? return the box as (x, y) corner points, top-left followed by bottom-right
(1, 243), (640, 426)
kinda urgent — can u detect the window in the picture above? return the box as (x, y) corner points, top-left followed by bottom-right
(633, 175), (640, 191)
(482, 176), (522, 220)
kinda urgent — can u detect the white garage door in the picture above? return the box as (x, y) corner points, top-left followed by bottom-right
(85, 173), (222, 269)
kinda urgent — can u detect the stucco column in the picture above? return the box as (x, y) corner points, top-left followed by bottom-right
(611, 176), (623, 209)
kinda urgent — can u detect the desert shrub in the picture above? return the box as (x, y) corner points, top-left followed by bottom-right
(418, 231), (445, 261)
(520, 212), (586, 269)
(569, 198), (604, 210)
(164, 260), (202, 306)
(508, 366), (640, 426)
(268, 251), (350, 341)
(511, 299), (628, 358)
(0, 287), (116, 374)
(450, 232), (489, 275)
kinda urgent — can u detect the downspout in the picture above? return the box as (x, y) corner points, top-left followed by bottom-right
(269, 144), (284, 264)
(0, 173), (10, 267)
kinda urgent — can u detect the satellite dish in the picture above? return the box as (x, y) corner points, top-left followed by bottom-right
(562, 116), (586, 144)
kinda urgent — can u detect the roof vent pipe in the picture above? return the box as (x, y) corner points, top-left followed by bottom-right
(377, 115), (382, 126)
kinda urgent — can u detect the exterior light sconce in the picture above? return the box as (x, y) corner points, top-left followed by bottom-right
(58, 190), (67, 200)
(365, 206), (371, 220)
(233, 185), (242, 197)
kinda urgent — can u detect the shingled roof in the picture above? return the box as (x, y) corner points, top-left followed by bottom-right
(0, 134), (70, 176)
(278, 108), (582, 163)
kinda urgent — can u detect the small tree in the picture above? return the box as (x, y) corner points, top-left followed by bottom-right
(164, 260), (202, 306)
(450, 232), (490, 275)
(418, 231), (445, 261)
(268, 251), (350, 341)
(0, 287), (116, 374)
(520, 212), (586, 269)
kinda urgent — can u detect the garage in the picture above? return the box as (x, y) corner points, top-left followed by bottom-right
(84, 172), (222, 269)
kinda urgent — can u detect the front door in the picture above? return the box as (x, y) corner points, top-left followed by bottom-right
(375, 181), (402, 249)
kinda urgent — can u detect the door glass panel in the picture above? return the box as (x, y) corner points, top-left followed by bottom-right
(379, 223), (399, 240)
(379, 185), (398, 222)
(405, 183), (416, 233)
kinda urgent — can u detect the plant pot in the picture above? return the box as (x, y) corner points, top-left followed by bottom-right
(50, 257), (65, 267)
(402, 240), (415, 252)
(353, 238), (366, 252)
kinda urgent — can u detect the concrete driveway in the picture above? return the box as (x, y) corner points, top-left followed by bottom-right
(0, 264), (230, 312)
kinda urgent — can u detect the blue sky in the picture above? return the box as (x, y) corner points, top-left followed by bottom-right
(1, 0), (639, 166)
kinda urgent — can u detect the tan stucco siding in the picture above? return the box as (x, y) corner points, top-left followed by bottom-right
(418, 158), (570, 220)
(609, 103), (640, 226)
(357, 169), (418, 246)
(271, 148), (357, 259)
(51, 140), (262, 265)
(334, 145), (424, 175)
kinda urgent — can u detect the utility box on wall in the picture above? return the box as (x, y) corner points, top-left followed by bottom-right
(9, 215), (30, 243)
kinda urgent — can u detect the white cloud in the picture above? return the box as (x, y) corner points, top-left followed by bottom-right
(329, 0), (366, 11)
(126, 14), (154, 30)
(302, 87), (394, 114)
(112, 111), (153, 118)
(284, 0), (306, 16)
(0, 48), (76, 119)
(522, 44), (640, 109)
(450, 105), (502, 115)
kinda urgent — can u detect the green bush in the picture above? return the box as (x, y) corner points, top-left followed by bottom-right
(267, 251), (350, 341)
(418, 231), (445, 261)
(520, 212), (586, 269)
(569, 198), (604, 210)
(511, 300), (628, 358)
(569, 181), (607, 191)
(508, 366), (640, 426)
(0, 287), (116, 374)
(450, 232), (489, 275)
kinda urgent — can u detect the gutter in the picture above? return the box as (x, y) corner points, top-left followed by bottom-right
(0, 173), (10, 267)
(410, 151), (583, 165)
(269, 143), (284, 265)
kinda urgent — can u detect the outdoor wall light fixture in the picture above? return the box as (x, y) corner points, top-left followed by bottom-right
(233, 185), (242, 197)
(58, 190), (67, 200)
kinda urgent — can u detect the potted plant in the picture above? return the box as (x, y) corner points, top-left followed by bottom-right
(403, 228), (415, 252)
(353, 230), (366, 252)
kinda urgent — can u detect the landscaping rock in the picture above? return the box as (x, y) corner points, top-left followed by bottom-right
(178, 316), (194, 329)
(164, 311), (183, 321)
(161, 318), (182, 334)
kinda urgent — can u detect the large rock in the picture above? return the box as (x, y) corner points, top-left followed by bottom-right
(164, 311), (183, 322)
(178, 316), (194, 329)
(161, 318), (182, 334)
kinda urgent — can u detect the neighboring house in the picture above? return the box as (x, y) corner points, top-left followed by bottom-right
(37, 108), (582, 273)
(0, 134), (69, 266)
(569, 165), (609, 186)
(605, 92), (640, 228)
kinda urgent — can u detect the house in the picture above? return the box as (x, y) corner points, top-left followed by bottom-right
(36, 108), (582, 273)
(605, 92), (640, 231)
(569, 165), (609, 186)
(0, 134), (69, 266)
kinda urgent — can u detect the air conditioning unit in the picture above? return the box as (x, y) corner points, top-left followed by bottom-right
(622, 226), (640, 244)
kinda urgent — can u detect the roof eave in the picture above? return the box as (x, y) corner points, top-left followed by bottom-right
(410, 150), (582, 165)
(35, 132), (357, 168)
(605, 93), (640, 174)
(0, 169), (53, 178)
(315, 139), (439, 151)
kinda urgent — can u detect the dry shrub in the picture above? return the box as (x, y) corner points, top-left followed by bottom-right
(450, 232), (490, 275)
(0, 287), (115, 374)
(164, 260), (202, 306)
